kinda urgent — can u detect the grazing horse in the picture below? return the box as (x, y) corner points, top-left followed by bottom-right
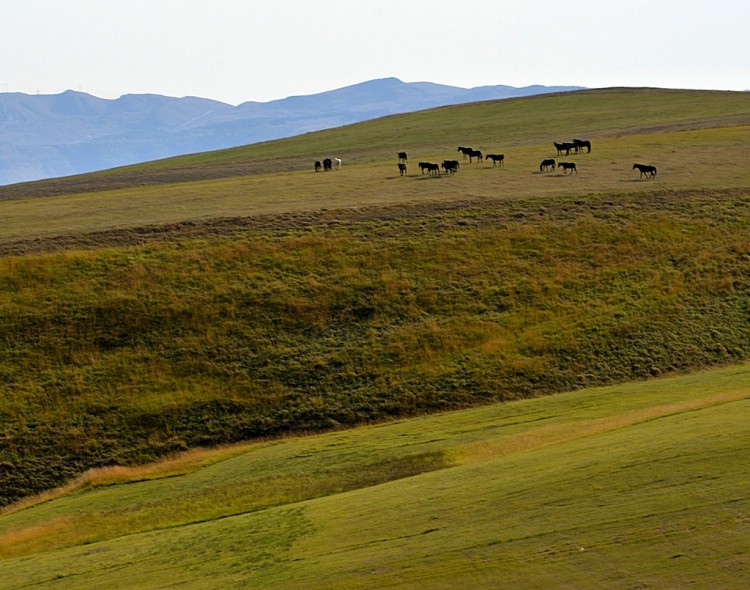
(486, 154), (504, 166)
(467, 149), (483, 163)
(558, 162), (577, 174)
(457, 146), (474, 159)
(398, 151), (408, 163)
(442, 159), (460, 174)
(398, 163), (407, 176)
(314, 160), (322, 172)
(323, 158), (333, 171)
(573, 139), (591, 153)
(540, 158), (556, 172)
(554, 142), (570, 156)
(425, 162), (440, 175)
(633, 163), (657, 178)
(419, 162), (440, 175)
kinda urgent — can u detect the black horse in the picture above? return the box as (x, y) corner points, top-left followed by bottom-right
(466, 149), (483, 163)
(398, 151), (408, 163)
(554, 142), (574, 156)
(457, 146), (473, 159)
(485, 154), (504, 166)
(573, 139), (591, 153)
(558, 162), (577, 174)
(540, 159), (556, 172)
(423, 162), (440, 175)
(314, 160), (322, 172)
(323, 158), (333, 171)
(398, 163), (407, 176)
(633, 163), (657, 178)
(442, 159), (460, 174)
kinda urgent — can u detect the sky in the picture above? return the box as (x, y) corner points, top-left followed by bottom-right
(1, 0), (747, 105)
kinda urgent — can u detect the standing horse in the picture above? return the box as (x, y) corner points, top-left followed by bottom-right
(467, 149), (483, 163)
(398, 163), (407, 176)
(540, 159), (556, 172)
(398, 151), (408, 163)
(442, 160), (460, 174)
(558, 162), (577, 174)
(486, 154), (504, 166)
(633, 163), (657, 178)
(457, 146), (473, 159)
(573, 139), (591, 153)
(314, 161), (322, 172)
(323, 158), (333, 171)
(419, 162), (440, 175)
(554, 142), (573, 156)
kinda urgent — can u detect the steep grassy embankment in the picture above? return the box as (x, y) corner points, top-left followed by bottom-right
(1, 364), (748, 589)
(1, 88), (749, 505)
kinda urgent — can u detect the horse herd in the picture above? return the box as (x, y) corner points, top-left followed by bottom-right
(314, 140), (657, 180)
(393, 147), (505, 178)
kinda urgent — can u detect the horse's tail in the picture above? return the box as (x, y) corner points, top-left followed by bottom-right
(652, 167), (657, 176)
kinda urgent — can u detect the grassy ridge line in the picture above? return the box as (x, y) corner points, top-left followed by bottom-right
(1, 364), (748, 588)
(1, 88), (749, 208)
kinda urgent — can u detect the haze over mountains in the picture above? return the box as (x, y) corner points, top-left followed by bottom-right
(0, 77), (583, 186)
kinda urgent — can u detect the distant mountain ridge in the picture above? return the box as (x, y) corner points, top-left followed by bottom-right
(0, 78), (583, 185)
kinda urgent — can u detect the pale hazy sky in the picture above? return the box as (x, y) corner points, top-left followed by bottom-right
(1, 0), (747, 105)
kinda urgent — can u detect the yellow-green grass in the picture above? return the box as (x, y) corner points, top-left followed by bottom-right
(2, 87), (749, 244)
(0, 364), (748, 588)
(2, 124), (749, 242)
(1, 87), (749, 506)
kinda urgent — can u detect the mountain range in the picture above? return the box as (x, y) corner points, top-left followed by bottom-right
(0, 78), (583, 185)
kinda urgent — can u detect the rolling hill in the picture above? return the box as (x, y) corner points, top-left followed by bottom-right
(0, 78), (582, 185)
(1, 363), (748, 588)
(0, 86), (749, 512)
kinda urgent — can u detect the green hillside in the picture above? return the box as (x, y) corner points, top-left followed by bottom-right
(1, 88), (749, 506)
(1, 364), (748, 588)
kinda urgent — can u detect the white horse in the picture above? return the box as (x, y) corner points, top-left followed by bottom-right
(334, 157), (342, 169)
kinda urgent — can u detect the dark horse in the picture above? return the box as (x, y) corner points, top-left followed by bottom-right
(442, 159), (460, 174)
(485, 154), (504, 166)
(420, 162), (440, 175)
(314, 160), (322, 172)
(398, 151), (408, 163)
(558, 162), (577, 174)
(554, 142), (574, 156)
(398, 163), (407, 176)
(573, 139), (591, 153)
(457, 146), (474, 159)
(323, 158), (333, 171)
(466, 149), (483, 163)
(633, 163), (657, 179)
(540, 159), (556, 172)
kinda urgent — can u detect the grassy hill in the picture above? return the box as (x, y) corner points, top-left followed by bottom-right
(0, 87), (749, 508)
(1, 363), (748, 588)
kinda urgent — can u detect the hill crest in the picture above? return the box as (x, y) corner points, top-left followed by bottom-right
(0, 78), (583, 185)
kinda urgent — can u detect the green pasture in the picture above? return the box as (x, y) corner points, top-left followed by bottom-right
(1, 364), (748, 589)
(1, 87), (749, 507)
(2, 88), (749, 242)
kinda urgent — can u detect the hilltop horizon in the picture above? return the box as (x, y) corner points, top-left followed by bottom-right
(0, 77), (584, 186)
